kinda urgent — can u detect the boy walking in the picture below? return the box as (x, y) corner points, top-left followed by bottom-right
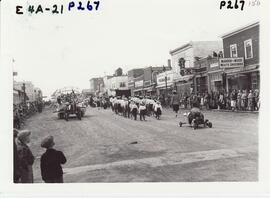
(40, 135), (67, 183)
(139, 102), (147, 121)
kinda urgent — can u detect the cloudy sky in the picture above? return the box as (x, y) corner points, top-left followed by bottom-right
(2, 0), (260, 96)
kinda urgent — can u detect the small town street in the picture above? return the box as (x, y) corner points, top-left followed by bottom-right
(23, 107), (258, 183)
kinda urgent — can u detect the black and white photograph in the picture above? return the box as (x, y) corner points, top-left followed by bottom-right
(1, 0), (270, 195)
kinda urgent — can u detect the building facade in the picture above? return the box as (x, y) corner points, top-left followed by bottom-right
(14, 81), (36, 102)
(89, 77), (104, 95)
(127, 68), (144, 96)
(13, 88), (27, 105)
(129, 66), (169, 96)
(103, 75), (129, 96)
(194, 57), (224, 94)
(156, 69), (177, 96)
(221, 21), (260, 92)
(169, 41), (223, 95)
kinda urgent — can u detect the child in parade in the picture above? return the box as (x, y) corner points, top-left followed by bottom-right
(130, 101), (138, 120)
(154, 101), (162, 120)
(139, 102), (147, 121)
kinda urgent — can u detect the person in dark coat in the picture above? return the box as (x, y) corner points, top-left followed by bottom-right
(13, 129), (21, 183)
(16, 130), (35, 183)
(171, 90), (180, 117)
(40, 135), (67, 183)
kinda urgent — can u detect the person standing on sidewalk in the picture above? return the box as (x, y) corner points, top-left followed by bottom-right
(16, 130), (35, 183)
(40, 135), (67, 183)
(230, 89), (237, 111)
(241, 90), (247, 111)
(171, 90), (180, 117)
(13, 129), (21, 183)
(247, 90), (254, 111)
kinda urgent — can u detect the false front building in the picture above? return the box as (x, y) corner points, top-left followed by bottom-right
(169, 41), (223, 95)
(221, 21), (260, 92)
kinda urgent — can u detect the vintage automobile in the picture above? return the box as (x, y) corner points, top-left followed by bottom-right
(179, 107), (212, 130)
(64, 101), (82, 121)
(55, 101), (86, 121)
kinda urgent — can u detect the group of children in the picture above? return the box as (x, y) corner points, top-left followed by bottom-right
(14, 129), (66, 183)
(109, 96), (163, 121)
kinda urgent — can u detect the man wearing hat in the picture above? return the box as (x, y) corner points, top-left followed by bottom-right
(40, 135), (67, 183)
(16, 130), (35, 183)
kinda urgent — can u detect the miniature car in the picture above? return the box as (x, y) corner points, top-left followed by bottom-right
(179, 107), (212, 130)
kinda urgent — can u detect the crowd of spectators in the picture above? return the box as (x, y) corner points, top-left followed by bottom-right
(13, 101), (43, 129)
(178, 89), (260, 111)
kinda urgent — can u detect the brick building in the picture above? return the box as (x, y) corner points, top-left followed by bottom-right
(221, 21), (260, 92)
(129, 66), (170, 96)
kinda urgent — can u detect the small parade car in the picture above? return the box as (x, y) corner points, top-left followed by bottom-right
(179, 107), (212, 130)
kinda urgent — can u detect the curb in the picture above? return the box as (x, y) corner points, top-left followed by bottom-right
(210, 109), (259, 114)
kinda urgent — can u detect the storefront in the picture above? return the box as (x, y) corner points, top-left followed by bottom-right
(156, 70), (174, 96)
(195, 76), (208, 94)
(133, 79), (144, 96)
(208, 70), (223, 92)
(221, 21), (260, 93)
(225, 65), (259, 92)
(174, 74), (195, 96)
(193, 66), (208, 94)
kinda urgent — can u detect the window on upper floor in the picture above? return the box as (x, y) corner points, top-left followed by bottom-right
(120, 82), (126, 87)
(230, 44), (238, 58)
(244, 39), (253, 59)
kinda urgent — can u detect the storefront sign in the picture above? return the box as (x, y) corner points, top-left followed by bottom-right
(128, 81), (134, 88)
(135, 80), (143, 88)
(157, 72), (173, 83)
(219, 57), (244, 68)
(158, 76), (172, 83)
(144, 80), (151, 87)
(210, 62), (219, 68)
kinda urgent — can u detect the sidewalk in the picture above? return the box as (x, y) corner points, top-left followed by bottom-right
(176, 107), (259, 114)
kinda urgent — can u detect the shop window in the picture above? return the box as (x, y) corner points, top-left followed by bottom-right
(120, 82), (126, 87)
(244, 39), (253, 59)
(230, 44), (238, 58)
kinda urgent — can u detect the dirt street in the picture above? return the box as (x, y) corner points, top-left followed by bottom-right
(23, 106), (258, 182)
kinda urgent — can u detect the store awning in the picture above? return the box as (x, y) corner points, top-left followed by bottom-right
(225, 64), (259, 75)
(133, 88), (143, 92)
(143, 86), (155, 92)
(174, 74), (195, 83)
(156, 83), (173, 89)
